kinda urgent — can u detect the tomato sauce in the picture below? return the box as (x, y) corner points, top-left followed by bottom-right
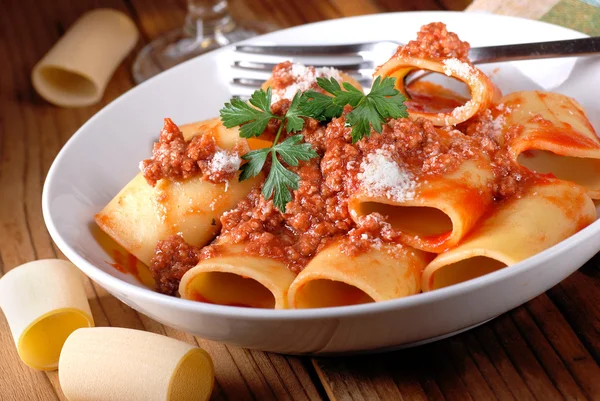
(406, 81), (468, 114)
(141, 22), (579, 294)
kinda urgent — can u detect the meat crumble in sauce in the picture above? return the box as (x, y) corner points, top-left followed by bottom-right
(145, 94), (532, 294)
(195, 112), (506, 276)
(461, 108), (536, 200)
(269, 61), (343, 103)
(396, 22), (470, 61)
(149, 234), (201, 295)
(141, 23), (545, 295)
(140, 117), (243, 187)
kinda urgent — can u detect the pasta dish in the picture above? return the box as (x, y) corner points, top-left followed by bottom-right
(95, 23), (598, 309)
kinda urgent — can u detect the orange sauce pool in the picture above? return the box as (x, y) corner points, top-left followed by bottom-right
(91, 224), (155, 288)
(405, 80), (468, 114)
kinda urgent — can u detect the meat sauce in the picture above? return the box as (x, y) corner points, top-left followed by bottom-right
(140, 118), (243, 187)
(396, 22), (470, 61)
(142, 22), (557, 294)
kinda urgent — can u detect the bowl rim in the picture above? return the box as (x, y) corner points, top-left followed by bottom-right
(42, 10), (598, 320)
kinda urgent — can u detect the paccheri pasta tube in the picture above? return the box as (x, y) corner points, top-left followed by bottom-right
(288, 241), (431, 308)
(59, 327), (214, 401)
(95, 118), (261, 267)
(31, 9), (138, 107)
(501, 91), (600, 199)
(421, 179), (596, 291)
(375, 23), (500, 126)
(348, 129), (494, 253)
(179, 244), (296, 309)
(0, 260), (94, 370)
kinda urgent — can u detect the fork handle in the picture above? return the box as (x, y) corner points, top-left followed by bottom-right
(469, 36), (600, 64)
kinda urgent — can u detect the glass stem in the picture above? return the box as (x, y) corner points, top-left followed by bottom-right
(184, 0), (235, 41)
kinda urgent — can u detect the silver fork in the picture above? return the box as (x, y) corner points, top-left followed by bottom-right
(229, 36), (600, 97)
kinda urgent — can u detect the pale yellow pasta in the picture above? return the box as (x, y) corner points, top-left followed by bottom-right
(349, 157), (493, 253)
(422, 180), (596, 291)
(95, 119), (261, 265)
(501, 91), (600, 199)
(59, 327), (214, 401)
(288, 241), (431, 308)
(375, 54), (500, 125)
(31, 9), (138, 107)
(179, 244), (296, 309)
(0, 260), (94, 370)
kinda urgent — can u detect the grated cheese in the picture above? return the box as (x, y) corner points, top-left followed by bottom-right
(272, 64), (342, 103)
(442, 58), (476, 83)
(208, 150), (241, 177)
(357, 149), (416, 202)
(491, 114), (505, 138)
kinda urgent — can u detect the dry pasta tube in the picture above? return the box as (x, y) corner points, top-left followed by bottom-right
(179, 244), (296, 309)
(501, 91), (600, 199)
(31, 9), (138, 107)
(95, 119), (260, 266)
(59, 327), (214, 401)
(288, 241), (431, 309)
(0, 259), (93, 370)
(422, 179), (596, 291)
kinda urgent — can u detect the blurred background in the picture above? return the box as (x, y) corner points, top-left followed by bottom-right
(3, 0), (473, 89)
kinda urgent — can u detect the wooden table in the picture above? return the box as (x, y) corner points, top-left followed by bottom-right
(1, 0), (599, 400)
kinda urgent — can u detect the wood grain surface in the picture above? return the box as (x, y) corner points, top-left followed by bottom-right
(0, 0), (598, 400)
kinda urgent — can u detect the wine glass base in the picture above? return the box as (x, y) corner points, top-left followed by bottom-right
(132, 22), (272, 84)
(132, 28), (224, 84)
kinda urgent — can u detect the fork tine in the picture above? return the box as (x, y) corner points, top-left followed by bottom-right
(232, 60), (375, 73)
(234, 43), (376, 56)
(231, 76), (374, 92)
(231, 78), (267, 88)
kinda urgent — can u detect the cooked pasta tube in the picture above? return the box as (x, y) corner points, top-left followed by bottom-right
(31, 9), (138, 107)
(95, 118), (260, 265)
(502, 91), (600, 199)
(422, 179), (596, 291)
(0, 260), (93, 370)
(179, 244), (296, 309)
(349, 158), (494, 253)
(376, 54), (500, 126)
(288, 241), (431, 309)
(59, 327), (214, 401)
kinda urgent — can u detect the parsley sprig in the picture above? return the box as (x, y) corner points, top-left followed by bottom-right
(219, 76), (408, 212)
(220, 88), (317, 212)
(301, 76), (408, 142)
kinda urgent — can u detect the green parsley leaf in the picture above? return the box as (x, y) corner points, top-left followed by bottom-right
(336, 82), (364, 107)
(284, 91), (306, 133)
(368, 76), (408, 120)
(326, 76), (408, 142)
(273, 135), (318, 166)
(219, 90), (275, 138)
(239, 114), (275, 138)
(346, 98), (383, 142)
(248, 87), (273, 113)
(316, 76), (343, 94)
(298, 90), (342, 121)
(239, 148), (270, 181)
(301, 76), (408, 142)
(262, 153), (300, 212)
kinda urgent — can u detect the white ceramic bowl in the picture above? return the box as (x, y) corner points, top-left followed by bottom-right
(43, 11), (600, 354)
